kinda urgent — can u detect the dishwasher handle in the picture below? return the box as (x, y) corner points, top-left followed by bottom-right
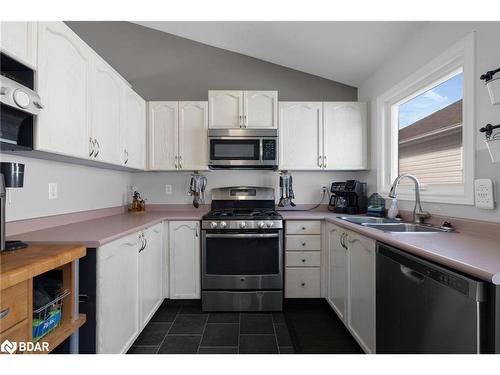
(400, 265), (425, 283)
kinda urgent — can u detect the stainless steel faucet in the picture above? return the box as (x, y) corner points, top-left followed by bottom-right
(388, 174), (430, 224)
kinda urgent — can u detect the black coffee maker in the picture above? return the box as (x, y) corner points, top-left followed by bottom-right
(328, 180), (367, 214)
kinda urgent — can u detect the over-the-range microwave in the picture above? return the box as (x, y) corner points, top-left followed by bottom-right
(208, 128), (278, 170)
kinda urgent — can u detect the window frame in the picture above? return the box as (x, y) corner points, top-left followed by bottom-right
(376, 33), (475, 205)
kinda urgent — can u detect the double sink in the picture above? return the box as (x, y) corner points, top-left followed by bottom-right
(339, 216), (452, 233)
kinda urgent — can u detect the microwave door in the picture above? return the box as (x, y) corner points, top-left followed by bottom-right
(209, 138), (261, 167)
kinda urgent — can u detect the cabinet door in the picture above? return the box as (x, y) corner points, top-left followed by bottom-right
(91, 58), (123, 165)
(243, 91), (278, 128)
(323, 102), (367, 170)
(179, 101), (208, 170)
(36, 22), (90, 158)
(279, 102), (323, 170)
(148, 101), (178, 170)
(169, 221), (200, 299)
(0, 22), (37, 68)
(123, 88), (146, 169)
(97, 232), (140, 354)
(139, 224), (163, 328)
(208, 90), (243, 128)
(327, 224), (348, 322)
(346, 231), (376, 353)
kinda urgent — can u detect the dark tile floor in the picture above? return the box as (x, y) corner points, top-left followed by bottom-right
(127, 299), (362, 354)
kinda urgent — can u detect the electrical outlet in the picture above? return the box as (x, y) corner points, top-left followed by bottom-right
(165, 184), (172, 195)
(321, 184), (328, 192)
(48, 182), (58, 200)
(474, 179), (494, 209)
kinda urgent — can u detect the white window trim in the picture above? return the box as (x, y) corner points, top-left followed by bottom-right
(376, 32), (475, 205)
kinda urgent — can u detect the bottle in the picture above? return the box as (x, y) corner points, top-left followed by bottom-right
(387, 198), (399, 219)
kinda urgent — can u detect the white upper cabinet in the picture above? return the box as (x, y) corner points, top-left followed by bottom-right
(346, 230), (376, 353)
(243, 91), (278, 128)
(323, 102), (367, 170)
(0, 21), (37, 68)
(90, 58), (123, 165)
(36, 22), (91, 159)
(327, 223), (348, 321)
(209, 90), (277, 128)
(122, 89), (146, 169)
(139, 224), (163, 328)
(209, 90), (243, 128)
(169, 221), (201, 299)
(148, 101), (178, 170)
(279, 102), (323, 170)
(179, 101), (208, 170)
(148, 101), (208, 171)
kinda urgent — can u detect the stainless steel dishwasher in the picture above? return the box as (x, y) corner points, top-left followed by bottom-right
(376, 243), (488, 353)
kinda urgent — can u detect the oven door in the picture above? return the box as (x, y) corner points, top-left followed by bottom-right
(202, 231), (283, 290)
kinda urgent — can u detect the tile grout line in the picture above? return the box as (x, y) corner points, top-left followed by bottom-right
(237, 312), (241, 354)
(155, 304), (179, 354)
(273, 323), (280, 354)
(196, 313), (209, 354)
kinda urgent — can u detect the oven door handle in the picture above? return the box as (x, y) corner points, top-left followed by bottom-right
(205, 233), (280, 239)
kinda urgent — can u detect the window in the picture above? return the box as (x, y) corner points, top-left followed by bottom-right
(377, 34), (475, 205)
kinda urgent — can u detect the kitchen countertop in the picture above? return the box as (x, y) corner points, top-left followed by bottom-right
(8, 206), (500, 285)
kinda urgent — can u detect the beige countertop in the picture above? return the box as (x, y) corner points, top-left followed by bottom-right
(9, 206), (500, 285)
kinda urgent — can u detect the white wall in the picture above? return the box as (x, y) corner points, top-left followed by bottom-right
(131, 170), (367, 206)
(359, 21), (500, 223)
(1, 154), (133, 221)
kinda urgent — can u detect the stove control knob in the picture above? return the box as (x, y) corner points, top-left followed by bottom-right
(210, 221), (218, 229)
(258, 221), (266, 229)
(266, 221), (274, 228)
(219, 221), (227, 229)
(239, 222), (246, 229)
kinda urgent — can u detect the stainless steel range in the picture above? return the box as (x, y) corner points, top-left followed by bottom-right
(201, 186), (283, 312)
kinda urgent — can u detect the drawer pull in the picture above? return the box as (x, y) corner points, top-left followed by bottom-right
(301, 226), (306, 230)
(301, 259), (306, 263)
(0, 308), (10, 319)
(301, 242), (306, 246)
(301, 282), (306, 287)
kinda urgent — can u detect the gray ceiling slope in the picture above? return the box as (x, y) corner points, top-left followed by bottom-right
(66, 21), (357, 101)
(133, 21), (427, 86)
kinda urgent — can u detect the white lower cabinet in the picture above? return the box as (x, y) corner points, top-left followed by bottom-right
(139, 223), (163, 328)
(169, 221), (201, 299)
(97, 223), (164, 353)
(96, 231), (141, 354)
(285, 220), (321, 298)
(327, 222), (376, 353)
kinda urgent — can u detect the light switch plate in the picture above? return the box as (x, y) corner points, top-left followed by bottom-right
(474, 179), (494, 209)
(165, 184), (172, 195)
(48, 182), (58, 200)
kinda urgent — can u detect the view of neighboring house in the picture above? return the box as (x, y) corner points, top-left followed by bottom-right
(399, 99), (463, 184)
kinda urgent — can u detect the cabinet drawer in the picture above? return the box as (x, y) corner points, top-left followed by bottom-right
(286, 251), (321, 267)
(0, 320), (29, 354)
(285, 268), (320, 298)
(286, 235), (321, 251)
(0, 281), (29, 333)
(286, 221), (321, 235)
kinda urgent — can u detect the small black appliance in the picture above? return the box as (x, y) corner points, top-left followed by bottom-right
(328, 180), (367, 214)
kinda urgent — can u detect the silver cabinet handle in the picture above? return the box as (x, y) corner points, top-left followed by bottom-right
(89, 137), (94, 157)
(244, 115), (247, 127)
(323, 155), (327, 168)
(124, 149), (129, 165)
(94, 139), (100, 157)
(318, 155), (323, 168)
(239, 115), (243, 127)
(174, 155), (178, 169)
(0, 308), (10, 319)
(179, 155), (182, 169)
